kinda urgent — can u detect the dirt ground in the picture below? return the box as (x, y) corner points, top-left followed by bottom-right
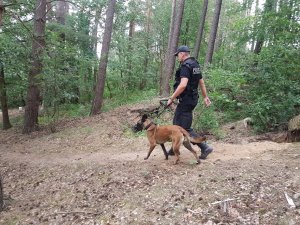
(0, 100), (300, 225)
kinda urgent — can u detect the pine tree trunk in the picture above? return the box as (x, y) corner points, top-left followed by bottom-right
(0, 0), (3, 27)
(0, 1), (12, 130)
(161, 0), (185, 97)
(23, 0), (47, 133)
(56, 0), (68, 41)
(193, 0), (208, 59)
(159, 0), (177, 95)
(205, 0), (222, 66)
(127, 19), (135, 75)
(90, 0), (116, 115)
(92, 7), (103, 53)
(0, 174), (3, 212)
(141, 0), (152, 90)
(253, 0), (274, 55)
(46, 1), (54, 22)
(0, 64), (12, 130)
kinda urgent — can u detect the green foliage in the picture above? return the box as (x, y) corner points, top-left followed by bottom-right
(193, 105), (219, 132)
(205, 68), (248, 121)
(246, 45), (300, 132)
(102, 88), (158, 112)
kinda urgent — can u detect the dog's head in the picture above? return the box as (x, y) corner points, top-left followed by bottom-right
(132, 114), (150, 132)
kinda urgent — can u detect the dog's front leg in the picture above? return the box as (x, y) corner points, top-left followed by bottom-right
(144, 145), (156, 160)
(160, 144), (168, 160)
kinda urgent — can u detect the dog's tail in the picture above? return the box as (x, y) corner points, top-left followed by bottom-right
(179, 127), (206, 143)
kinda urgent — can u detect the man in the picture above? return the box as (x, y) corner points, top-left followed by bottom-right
(167, 45), (213, 159)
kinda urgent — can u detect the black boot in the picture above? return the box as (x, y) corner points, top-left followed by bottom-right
(167, 148), (175, 156)
(198, 142), (213, 159)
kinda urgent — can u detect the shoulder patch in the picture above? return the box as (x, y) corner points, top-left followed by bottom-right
(193, 67), (201, 74)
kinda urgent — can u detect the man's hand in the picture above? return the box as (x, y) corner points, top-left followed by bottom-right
(204, 96), (211, 107)
(167, 98), (173, 106)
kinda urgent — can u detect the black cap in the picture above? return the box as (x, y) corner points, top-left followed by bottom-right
(174, 45), (190, 56)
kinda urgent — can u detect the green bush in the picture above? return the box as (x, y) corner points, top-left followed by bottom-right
(246, 45), (300, 132)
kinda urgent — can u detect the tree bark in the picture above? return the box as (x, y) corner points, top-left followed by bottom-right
(0, 174), (3, 212)
(193, 0), (208, 59)
(90, 0), (116, 115)
(46, 1), (54, 22)
(0, 63), (12, 130)
(160, 0), (185, 97)
(0, 0), (12, 130)
(159, 0), (177, 95)
(0, 0), (3, 27)
(140, 0), (152, 90)
(253, 0), (274, 55)
(91, 6), (103, 53)
(23, 0), (47, 133)
(205, 0), (222, 66)
(56, 0), (68, 41)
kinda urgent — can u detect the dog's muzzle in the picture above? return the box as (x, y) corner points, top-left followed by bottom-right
(132, 122), (143, 132)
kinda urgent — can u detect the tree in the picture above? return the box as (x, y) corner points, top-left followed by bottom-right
(205, 0), (222, 65)
(56, 0), (68, 41)
(0, 174), (3, 212)
(23, 0), (47, 133)
(91, 5), (104, 53)
(160, 0), (185, 97)
(0, 0), (3, 27)
(90, 0), (117, 115)
(253, 0), (274, 55)
(0, 0), (12, 130)
(0, 64), (12, 130)
(193, 0), (208, 59)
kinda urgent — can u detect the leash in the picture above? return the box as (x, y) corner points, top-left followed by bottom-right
(153, 99), (174, 118)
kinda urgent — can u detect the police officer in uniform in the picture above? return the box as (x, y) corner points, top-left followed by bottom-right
(167, 45), (213, 159)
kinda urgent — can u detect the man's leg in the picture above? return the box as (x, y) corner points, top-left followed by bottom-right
(168, 103), (193, 156)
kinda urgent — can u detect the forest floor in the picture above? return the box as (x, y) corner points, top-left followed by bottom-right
(0, 98), (300, 225)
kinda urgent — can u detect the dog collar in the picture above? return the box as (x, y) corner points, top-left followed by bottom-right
(144, 122), (155, 130)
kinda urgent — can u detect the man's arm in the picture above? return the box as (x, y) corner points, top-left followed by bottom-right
(199, 79), (211, 106)
(167, 77), (188, 106)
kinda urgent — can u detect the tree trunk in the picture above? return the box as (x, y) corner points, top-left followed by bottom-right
(140, 0), (152, 90)
(0, 63), (12, 130)
(251, 0), (260, 52)
(56, 0), (68, 41)
(90, 0), (116, 115)
(205, 0), (222, 66)
(92, 7), (103, 53)
(253, 0), (274, 55)
(159, 0), (177, 95)
(0, 174), (3, 212)
(0, 1), (12, 130)
(46, 1), (54, 22)
(161, 0), (185, 97)
(127, 19), (135, 74)
(0, 0), (3, 27)
(193, 0), (208, 59)
(23, 0), (47, 134)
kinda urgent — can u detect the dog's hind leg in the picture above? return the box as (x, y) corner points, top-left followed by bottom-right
(160, 144), (168, 160)
(183, 140), (201, 164)
(144, 145), (156, 160)
(172, 139), (181, 164)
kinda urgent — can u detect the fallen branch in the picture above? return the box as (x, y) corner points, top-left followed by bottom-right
(284, 192), (296, 209)
(53, 211), (102, 216)
(210, 198), (235, 205)
(187, 208), (201, 214)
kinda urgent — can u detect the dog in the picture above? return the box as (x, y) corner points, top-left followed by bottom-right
(134, 114), (206, 164)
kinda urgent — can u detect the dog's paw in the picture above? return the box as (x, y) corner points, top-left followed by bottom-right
(144, 157), (148, 160)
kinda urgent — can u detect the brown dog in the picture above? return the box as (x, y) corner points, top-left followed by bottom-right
(134, 114), (206, 164)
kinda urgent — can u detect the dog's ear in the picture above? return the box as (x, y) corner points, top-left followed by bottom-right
(141, 114), (148, 122)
